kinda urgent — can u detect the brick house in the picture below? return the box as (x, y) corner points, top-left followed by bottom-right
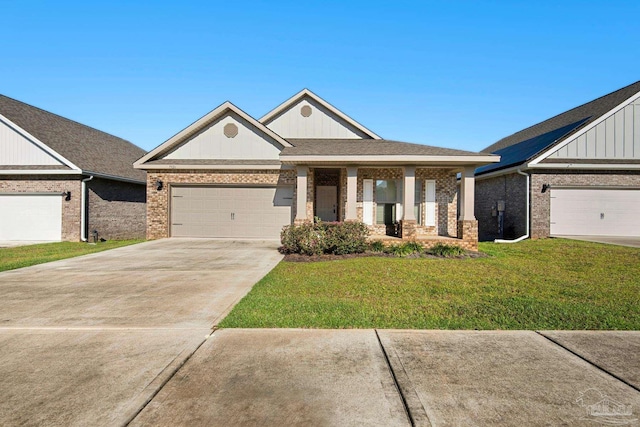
(0, 95), (146, 242)
(475, 81), (640, 241)
(135, 90), (497, 250)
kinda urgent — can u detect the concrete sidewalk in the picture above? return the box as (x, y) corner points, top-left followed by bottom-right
(131, 329), (640, 426)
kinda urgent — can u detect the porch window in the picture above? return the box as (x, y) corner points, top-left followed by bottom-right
(375, 179), (423, 225)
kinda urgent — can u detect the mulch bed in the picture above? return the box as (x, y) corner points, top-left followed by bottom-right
(282, 250), (487, 262)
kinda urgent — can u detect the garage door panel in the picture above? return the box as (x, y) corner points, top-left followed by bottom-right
(0, 195), (62, 241)
(170, 186), (292, 239)
(550, 189), (640, 236)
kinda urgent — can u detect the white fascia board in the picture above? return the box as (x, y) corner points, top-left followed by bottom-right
(259, 89), (382, 139)
(81, 170), (146, 184)
(0, 169), (82, 175)
(0, 113), (81, 171)
(280, 155), (499, 165)
(135, 102), (292, 167)
(529, 90), (640, 165)
(136, 164), (291, 171)
(527, 163), (640, 170)
(475, 165), (530, 180)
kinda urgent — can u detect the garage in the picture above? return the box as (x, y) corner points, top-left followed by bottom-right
(550, 188), (640, 236)
(0, 194), (62, 241)
(170, 186), (293, 239)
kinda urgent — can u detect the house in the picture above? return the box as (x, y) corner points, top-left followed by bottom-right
(135, 89), (498, 250)
(475, 81), (640, 241)
(0, 95), (147, 242)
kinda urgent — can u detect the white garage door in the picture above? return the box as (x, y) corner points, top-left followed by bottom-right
(170, 186), (293, 239)
(550, 188), (640, 236)
(0, 194), (62, 241)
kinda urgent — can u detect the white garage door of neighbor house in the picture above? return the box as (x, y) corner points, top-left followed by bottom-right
(550, 188), (640, 237)
(0, 194), (62, 241)
(170, 186), (293, 239)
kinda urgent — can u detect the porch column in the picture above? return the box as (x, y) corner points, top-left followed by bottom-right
(295, 166), (309, 222)
(402, 166), (416, 221)
(459, 166), (475, 221)
(345, 166), (358, 221)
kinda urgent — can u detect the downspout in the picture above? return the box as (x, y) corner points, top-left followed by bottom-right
(495, 168), (529, 243)
(80, 175), (94, 242)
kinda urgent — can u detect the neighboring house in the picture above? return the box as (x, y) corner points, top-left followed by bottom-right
(135, 89), (497, 250)
(475, 81), (640, 241)
(0, 95), (147, 242)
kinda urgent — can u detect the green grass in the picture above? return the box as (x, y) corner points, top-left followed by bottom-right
(219, 239), (640, 330)
(0, 240), (143, 272)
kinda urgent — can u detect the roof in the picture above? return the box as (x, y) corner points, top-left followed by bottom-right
(259, 89), (381, 139)
(0, 95), (146, 182)
(478, 81), (640, 175)
(281, 139), (498, 165)
(283, 139), (491, 157)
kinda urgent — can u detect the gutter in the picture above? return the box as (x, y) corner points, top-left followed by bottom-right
(80, 175), (94, 242)
(494, 168), (529, 243)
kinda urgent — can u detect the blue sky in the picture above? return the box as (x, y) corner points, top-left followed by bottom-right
(1, 1), (638, 152)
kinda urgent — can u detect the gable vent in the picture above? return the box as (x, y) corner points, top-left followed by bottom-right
(223, 123), (238, 138)
(300, 105), (312, 117)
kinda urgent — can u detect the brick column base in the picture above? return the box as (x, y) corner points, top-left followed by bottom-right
(457, 220), (478, 251)
(400, 220), (417, 240)
(294, 218), (311, 225)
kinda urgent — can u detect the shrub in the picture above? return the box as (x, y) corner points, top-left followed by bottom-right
(280, 221), (369, 255)
(323, 221), (369, 255)
(429, 243), (465, 257)
(369, 240), (385, 252)
(384, 242), (423, 257)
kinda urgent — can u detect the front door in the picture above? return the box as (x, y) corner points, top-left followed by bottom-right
(316, 186), (337, 222)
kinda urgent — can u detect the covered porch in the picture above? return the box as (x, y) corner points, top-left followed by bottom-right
(290, 164), (480, 251)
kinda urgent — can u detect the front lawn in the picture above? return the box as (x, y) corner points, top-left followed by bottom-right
(219, 239), (640, 330)
(0, 240), (143, 272)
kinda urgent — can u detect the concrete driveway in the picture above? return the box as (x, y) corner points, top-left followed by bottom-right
(0, 239), (283, 426)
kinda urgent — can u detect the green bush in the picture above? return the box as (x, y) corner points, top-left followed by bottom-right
(429, 243), (465, 257)
(368, 240), (385, 252)
(280, 221), (369, 255)
(384, 242), (423, 257)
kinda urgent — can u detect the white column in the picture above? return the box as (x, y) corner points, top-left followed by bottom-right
(345, 166), (358, 220)
(402, 166), (416, 221)
(295, 166), (308, 222)
(459, 166), (476, 221)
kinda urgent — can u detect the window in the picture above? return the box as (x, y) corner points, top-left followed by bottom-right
(375, 179), (423, 225)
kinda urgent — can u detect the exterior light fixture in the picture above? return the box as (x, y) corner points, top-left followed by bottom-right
(541, 184), (550, 193)
(63, 191), (71, 201)
(156, 180), (164, 191)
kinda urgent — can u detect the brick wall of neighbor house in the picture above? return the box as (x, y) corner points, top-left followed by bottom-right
(530, 170), (640, 239)
(145, 169), (296, 239)
(354, 168), (458, 237)
(0, 175), (82, 241)
(475, 173), (527, 241)
(86, 178), (146, 241)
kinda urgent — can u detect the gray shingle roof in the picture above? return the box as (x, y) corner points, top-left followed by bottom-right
(0, 95), (146, 182)
(482, 81), (640, 154)
(283, 139), (490, 157)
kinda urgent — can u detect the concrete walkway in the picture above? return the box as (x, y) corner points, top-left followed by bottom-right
(554, 235), (640, 248)
(0, 239), (283, 426)
(129, 329), (640, 427)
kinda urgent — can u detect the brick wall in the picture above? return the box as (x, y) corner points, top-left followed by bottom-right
(475, 173), (527, 241)
(87, 178), (146, 240)
(530, 170), (640, 239)
(0, 175), (82, 241)
(146, 169), (295, 239)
